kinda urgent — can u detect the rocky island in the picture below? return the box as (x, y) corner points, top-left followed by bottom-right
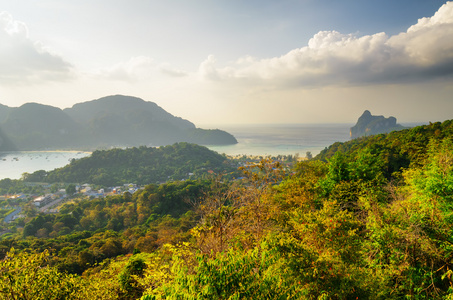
(350, 110), (406, 139)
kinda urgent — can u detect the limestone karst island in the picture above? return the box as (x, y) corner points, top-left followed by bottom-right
(350, 110), (406, 139)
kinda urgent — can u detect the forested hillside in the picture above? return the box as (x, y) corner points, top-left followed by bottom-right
(1, 120), (452, 299)
(318, 120), (453, 164)
(24, 143), (235, 186)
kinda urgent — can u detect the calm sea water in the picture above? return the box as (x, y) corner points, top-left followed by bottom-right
(0, 151), (90, 180)
(206, 123), (353, 157)
(0, 123), (353, 180)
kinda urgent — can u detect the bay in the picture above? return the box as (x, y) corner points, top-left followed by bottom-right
(0, 123), (353, 180)
(0, 151), (90, 180)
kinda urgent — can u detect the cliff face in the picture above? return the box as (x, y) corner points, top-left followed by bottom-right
(350, 110), (405, 139)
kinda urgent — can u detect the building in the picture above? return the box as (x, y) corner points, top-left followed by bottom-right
(33, 194), (52, 207)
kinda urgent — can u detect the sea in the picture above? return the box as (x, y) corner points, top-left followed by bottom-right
(0, 123), (353, 180)
(207, 123), (353, 157)
(0, 151), (90, 180)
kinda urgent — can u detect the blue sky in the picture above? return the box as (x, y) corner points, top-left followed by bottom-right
(0, 0), (452, 125)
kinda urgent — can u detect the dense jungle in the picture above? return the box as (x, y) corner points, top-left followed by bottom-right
(0, 120), (453, 299)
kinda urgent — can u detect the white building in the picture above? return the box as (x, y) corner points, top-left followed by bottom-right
(33, 194), (52, 207)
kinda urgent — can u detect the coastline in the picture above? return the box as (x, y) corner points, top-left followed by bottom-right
(0, 123), (353, 180)
(0, 150), (92, 154)
(0, 151), (91, 180)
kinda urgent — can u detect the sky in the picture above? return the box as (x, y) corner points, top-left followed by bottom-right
(0, 0), (452, 126)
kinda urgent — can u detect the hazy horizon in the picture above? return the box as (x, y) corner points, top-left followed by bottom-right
(0, 97), (431, 127)
(0, 1), (452, 125)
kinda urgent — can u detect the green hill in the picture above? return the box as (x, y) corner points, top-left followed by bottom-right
(25, 142), (235, 186)
(316, 120), (453, 178)
(1, 118), (453, 299)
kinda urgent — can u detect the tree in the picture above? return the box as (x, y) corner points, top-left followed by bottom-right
(118, 256), (146, 298)
(66, 184), (76, 195)
(0, 249), (89, 300)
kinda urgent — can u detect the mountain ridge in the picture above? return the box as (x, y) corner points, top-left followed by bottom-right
(0, 95), (237, 150)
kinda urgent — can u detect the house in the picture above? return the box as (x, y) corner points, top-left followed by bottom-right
(33, 194), (52, 207)
(81, 184), (92, 193)
(56, 189), (67, 196)
(124, 183), (137, 189)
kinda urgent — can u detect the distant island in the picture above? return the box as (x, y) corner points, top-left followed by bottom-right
(350, 110), (406, 139)
(0, 95), (237, 151)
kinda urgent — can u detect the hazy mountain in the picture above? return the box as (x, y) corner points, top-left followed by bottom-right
(64, 95), (194, 129)
(0, 125), (16, 151)
(1, 103), (83, 150)
(64, 95), (196, 146)
(63, 95), (237, 147)
(0, 95), (237, 150)
(0, 103), (12, 124)
(0, 104), (18, 150)
(350, 110), (406, 139)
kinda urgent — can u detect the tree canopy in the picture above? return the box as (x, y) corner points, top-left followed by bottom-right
(25, 143), (236, 186)
(1, 120), (453, 299)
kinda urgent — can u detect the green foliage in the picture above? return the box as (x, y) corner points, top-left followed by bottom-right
(66, 184), (77, 195)
(1, 118), (453, 299)
(317, 120), (453, 170)
(0, 178), (44, 195)
(29, 143), (235, 186)
(118, 256), (147, 298)
(4, 179), (209, 276)
(160, 246), (303, 299)
(406, 138), (453, 206)
(0, 248), (93, 300)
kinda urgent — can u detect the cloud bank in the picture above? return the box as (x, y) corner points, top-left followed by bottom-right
(93, 56), (154, 82)
(0, 12), (73, 84)
(93, 57), (190, 81)
(199, 1), (453, 87)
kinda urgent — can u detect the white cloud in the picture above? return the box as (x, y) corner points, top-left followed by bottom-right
(198, 55), (221, 80)
(94, 58), (190, 81)
(198, 1), (453, 87)
(387, 2), (453, 76)
(93, 56), (154, 81)
(407, 2), (453, 32)
(0, 11), (74, 84)
(159, 64), (188, 77)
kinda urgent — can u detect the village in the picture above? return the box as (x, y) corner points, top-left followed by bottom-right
(0, 183), (143, 225)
